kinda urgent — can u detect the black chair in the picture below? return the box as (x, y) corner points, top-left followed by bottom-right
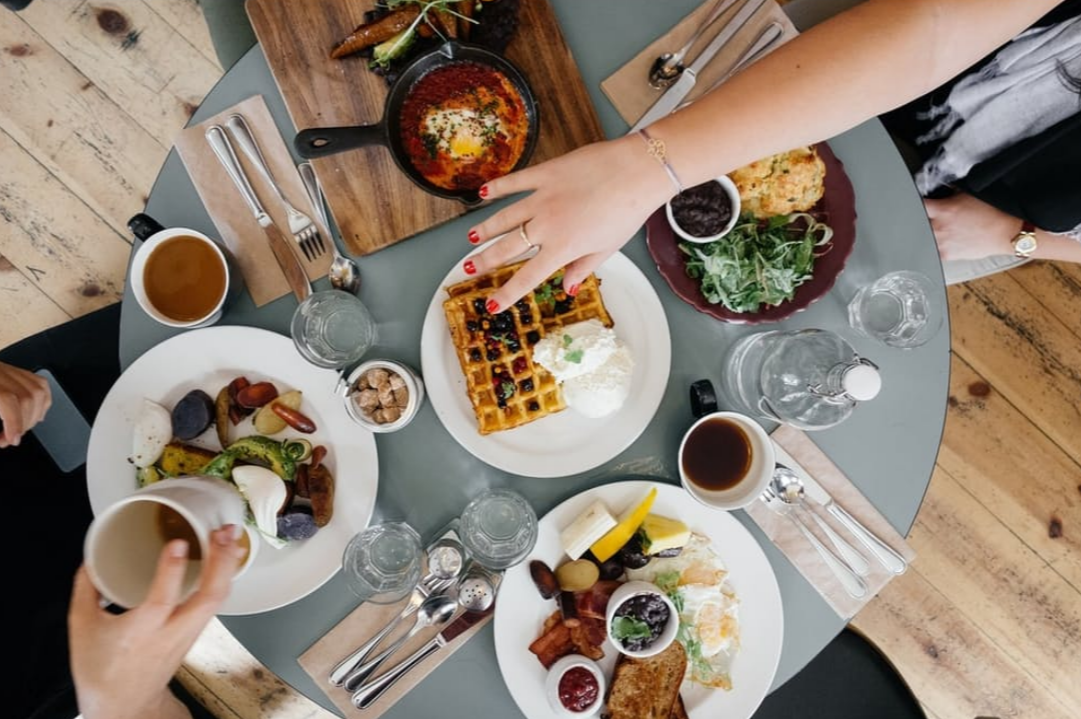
(3, 304), (216, 719)
(753, 626), (926, 718)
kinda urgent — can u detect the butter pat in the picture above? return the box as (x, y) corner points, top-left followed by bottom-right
(640, 514), (691, 555)
(560, 500), (617, 560)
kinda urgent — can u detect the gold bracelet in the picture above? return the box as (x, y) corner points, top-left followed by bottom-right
(637, 128), (684, 194)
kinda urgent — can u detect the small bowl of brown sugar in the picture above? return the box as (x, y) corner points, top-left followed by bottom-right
(344, 360), (424, 433)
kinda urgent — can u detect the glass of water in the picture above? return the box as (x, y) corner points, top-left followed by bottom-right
(291, 290), (377, 368)
(459, 488), (538, 570)
(341, 522), (422, 603)
(847, 270), (943, 349)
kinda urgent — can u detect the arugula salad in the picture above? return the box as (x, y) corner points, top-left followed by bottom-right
(680, 213), (834, 313)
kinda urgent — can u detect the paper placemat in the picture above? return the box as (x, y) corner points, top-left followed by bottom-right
(746, 425), (916, 619)
(298, 594), (494, 718)
(174, 95), (331, 307)
(601, 0), (798, 127)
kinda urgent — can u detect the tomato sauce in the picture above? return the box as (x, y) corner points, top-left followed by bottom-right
(399, 61), (529, 191)
(558, 666), (600, 712)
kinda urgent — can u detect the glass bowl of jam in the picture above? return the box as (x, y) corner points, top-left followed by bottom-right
(545, 654), (605, 717)
(605, 580), (679, 659)
(666, 175), (741, 244)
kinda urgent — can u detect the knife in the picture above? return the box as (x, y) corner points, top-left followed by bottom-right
(630, 0), (770, 132)
(350, 607), (491, 709)
(799, 469), (907, 575)
(205, 125), (311, 302)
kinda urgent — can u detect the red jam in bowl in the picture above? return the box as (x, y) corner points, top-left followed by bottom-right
(558, 666), (600, 713)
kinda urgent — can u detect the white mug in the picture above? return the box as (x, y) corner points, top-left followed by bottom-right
(678, 411), (775, 511)
(129, 227), (234, 328)
(84, 475), (249, 608)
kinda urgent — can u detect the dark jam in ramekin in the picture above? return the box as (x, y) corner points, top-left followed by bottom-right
(670, 179), (732, 237)
(558, 666), (600, 713)
(614, 594), (671, 651)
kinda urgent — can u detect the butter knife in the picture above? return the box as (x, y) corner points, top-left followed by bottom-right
(800, 471), (907, 575)
(351, 607), (490, 709)
(205, 125), (311, 302)
(630, 0), (770, 132)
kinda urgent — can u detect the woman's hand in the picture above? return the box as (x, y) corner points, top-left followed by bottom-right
(464, 135), (674, 312)
(69, 526), (245, 719)
(924, 193), (1021, 261)
(0, 361), (51, 448)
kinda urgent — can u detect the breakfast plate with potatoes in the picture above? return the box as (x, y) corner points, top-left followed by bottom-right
(86, 326), (379, 615)
(493, 480), (783, 719)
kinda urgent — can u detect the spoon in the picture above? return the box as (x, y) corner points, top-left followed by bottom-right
(675, 21), (784, 112)
(328, 540), (464, 686)
(763, 478), (867, 599)
(297, 161), (361, 294)
(342, 593), (458, 691)
(648, 0), (737, 89)
(772, 467), (871, 577)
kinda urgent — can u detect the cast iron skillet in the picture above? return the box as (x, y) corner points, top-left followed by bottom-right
(294, 41), (540, 207)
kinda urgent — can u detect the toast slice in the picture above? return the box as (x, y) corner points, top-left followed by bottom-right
(670, 695), (689, 719)
(605, 642), (687, 719)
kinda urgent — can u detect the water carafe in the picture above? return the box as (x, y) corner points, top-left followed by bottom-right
(720, 329), (881, 430)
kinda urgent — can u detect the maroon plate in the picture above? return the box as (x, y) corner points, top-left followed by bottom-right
(646, 143), (857, 324)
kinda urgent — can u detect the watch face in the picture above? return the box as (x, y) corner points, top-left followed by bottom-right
(1016, 235), (1038, 253)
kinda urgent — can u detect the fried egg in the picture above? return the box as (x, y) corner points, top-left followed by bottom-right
(423, 107), (500, 162)
(625, 532), (741, 689)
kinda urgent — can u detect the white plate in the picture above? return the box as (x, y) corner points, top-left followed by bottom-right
(493, 481), (784, 719)
(86, 326), (378, 615)
(420, 249), (671, 477)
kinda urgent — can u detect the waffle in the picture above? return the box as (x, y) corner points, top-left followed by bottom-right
(443, 263), (613, 434)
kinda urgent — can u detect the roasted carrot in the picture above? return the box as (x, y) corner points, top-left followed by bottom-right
(330, 6), (421, 60)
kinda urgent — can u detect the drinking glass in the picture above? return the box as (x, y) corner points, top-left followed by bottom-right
(291, 290), (377, 368)
(847, 271), (943, 349)
(341, 522), (422, 603)
(459, 489), (538, 570)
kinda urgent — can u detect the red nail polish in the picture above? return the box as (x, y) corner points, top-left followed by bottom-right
(567, 284), (580, 297)
(479, 185), (490, 199)
(468, 230), (480, 244)
(464, 260), (476, 275)
(486, 299), (500, 314)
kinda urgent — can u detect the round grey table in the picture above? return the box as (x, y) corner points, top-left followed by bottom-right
(123, 0), (948, 716)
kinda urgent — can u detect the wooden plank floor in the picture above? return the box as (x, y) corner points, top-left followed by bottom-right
(2, 4), (1078, 718)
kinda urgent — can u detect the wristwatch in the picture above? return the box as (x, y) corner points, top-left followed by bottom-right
(1011, 220), (1038, 258)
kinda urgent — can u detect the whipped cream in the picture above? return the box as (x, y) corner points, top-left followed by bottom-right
(533, 320), (634, 418)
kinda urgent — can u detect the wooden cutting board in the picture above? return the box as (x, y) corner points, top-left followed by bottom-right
(246, 0), (605, 256)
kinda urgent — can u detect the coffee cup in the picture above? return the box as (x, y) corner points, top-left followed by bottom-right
(84, 475), (250, 608)
(129, 224), (235, 329)
(678, 411), (775, 511)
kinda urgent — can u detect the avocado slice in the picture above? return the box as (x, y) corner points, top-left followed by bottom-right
(200, 436), (298, 483)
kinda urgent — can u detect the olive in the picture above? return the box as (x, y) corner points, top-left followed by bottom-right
(596, 557), (624, 581)
(617, 534), (651, 570)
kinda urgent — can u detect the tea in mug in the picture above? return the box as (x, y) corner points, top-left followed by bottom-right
(156, 504), (203, 560)
(143, 236), (226, 322)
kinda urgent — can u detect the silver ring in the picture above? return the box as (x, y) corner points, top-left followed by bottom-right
(518, 223), (535, 250)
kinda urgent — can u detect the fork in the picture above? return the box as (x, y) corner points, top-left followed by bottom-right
(224, 114), (326, 262)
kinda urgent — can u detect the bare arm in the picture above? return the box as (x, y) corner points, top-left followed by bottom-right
(467, 0), (1063, 309)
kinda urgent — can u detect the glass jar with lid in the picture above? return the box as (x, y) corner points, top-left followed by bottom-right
(719, 328), (881, 430)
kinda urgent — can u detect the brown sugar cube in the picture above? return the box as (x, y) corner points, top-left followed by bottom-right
(377, 406), (402, 424)
(393, 387), (410, 408)
(368, 368), (390, 389)
(354, 389), (380, 412)
(378, 386), (395, 408)
(388, 373), (406, 391)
